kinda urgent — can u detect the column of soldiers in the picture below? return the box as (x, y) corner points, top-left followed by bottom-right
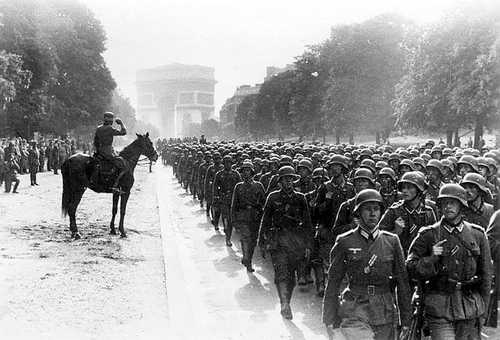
(159, 138), (500, 340)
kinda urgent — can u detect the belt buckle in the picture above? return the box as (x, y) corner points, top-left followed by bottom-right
(367, 285), (375, 296)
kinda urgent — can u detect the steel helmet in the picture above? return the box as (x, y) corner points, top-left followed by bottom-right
(485, 157), (498, 171)
(360, 159), (376, 173)
(223, 154), (233, 162)
(426, 159), (444, 175)
(375, 160), (388, 170)
(437, 183), (468, 207)
(388, 153), (401, 162)
(477, 157), (489, 171)
(353, 189), (384, 214)
(253, 157), (262, 165)
(457, 155), (479, 172)
(442, 148), (453, 156)
(399, 150), (411, 159)
(240, 160), (255, 173)
(297, 159), (313, 172)
(460, 173), (488, 195)
(412, 157), (426, 168)
(441, 159), (454, 173)
(397, 171), (427, 192)
(327, 155), (349, 171)
(312, 167), (328, 179)
(278, 166), (300, 180)
(378, 167), (397, 182)
(279, 155), (293, 166)
(353, 168), (375, 184)
(398, 159), (415, 171)
(431, 146), (442, 154)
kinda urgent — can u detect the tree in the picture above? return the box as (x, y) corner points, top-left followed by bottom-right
(0, 0), (116, 137)
(200, 118), (221, 139)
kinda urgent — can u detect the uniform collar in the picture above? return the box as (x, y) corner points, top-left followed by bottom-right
(442, 219), (464, 233)
(358, 226), (379, 240)
(403, 200), (425, 214)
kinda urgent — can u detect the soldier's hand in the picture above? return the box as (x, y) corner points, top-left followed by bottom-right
(395, 217), (405, 229)
(432, 239), (447, 256)
(115, 118), (122, 125)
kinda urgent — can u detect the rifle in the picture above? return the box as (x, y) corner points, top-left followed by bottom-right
(401, 285), (424, 340)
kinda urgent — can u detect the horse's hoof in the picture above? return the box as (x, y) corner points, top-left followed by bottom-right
(72, 232), (81, 240)
(120, 233), (127, 238)
(110, 229), (117, 235)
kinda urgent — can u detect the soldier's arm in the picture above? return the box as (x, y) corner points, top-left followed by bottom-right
(406, 229), (439, 280)
(113, 121), (127, 136)
(378, 207), (396, 232)
(478, 228), (493, 307)
(330, 201), (349, 240)
(230, 184), (240, 222)
(257, 195), (273, 247)
(300, 195), (314, 249)
(487, 211), (500, 258)
(213, 172), (221, 200)
(392, 235), (412, 327)
(322, 239), (346, 327)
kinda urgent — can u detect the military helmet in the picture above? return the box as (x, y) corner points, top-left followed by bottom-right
(431, 146), (442, 154)
(412, 157), (426, 168)
(426, 159), (444, 175)
(279, 155), (293, 166)
(437, 183), (468, 206)
(477, 157), (489, 171)
(485, 157), (498, 171)
(388, 153), (400, 162)
(421, 154), (431, 162)
(353, 168), (375, 184)
(399, 150), (411, 159)
(278, 165), (300, 180)
(103, 111), (114, 122)
(223, 154), (232, 162)
(312, 167), (328, 179)
(213, 152), (222, 160)
(253, 157), (262, 165)
(297, 159), (313, 173)
(442, 148), (453, 156)
(360, 159), (376, 173)
(460, 173), (488, 194)
(327, 155), (349, 171)
(398, 159), (415, 171)
(240, 160), (255, 173)
(378, 167), (397, 182)
(375, 160), (388, 170)
(457, 155), (479, 172)
(440, 159), (454, 173)
(398, 171), (427, 192)
(353, 189), (384, 214)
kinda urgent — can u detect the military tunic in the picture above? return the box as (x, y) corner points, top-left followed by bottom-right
(259, 189), (313, 284)
(322, 227), (411, 340)
(407, 220), (492, 338)
(231, 180), (266, 245)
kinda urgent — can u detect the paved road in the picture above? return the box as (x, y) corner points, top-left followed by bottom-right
(157, 166), (328, 340)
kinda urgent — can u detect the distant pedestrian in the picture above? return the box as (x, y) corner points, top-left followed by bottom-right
(4, 155), (20, 193)
(28, 141), (40, 186)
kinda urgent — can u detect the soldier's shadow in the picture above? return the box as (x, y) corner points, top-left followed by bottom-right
(234, 274), (277, 322)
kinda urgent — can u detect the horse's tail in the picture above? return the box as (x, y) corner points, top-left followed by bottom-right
(61, 160), (71, 217)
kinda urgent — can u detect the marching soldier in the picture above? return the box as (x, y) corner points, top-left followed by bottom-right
(204, 152), (223, 226)
(376, 167), (399, 207)
(426, 159), (444, 203)
(460, 173), (494, 229)
(258, 165), (313, 320)
(407, 184), (492, 339)
(213, 155), (241, 246)
(28, 141), (40, 186)
(231, 160), (266, 272)
(322, 189), (411, 340)
(379, 171), (437, 254)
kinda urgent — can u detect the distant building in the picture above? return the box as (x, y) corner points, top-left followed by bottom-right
(219, 84), (261, 128)
(136, 63), (216, 137)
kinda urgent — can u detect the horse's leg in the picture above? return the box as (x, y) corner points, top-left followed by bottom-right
(118, 191), (130, 238)
(110, 192), (119, 235)
(69, 189), (85, 240)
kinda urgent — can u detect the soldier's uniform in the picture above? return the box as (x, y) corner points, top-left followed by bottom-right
(204, 158), (223, 223)
(379, 200), (437, 254)
(231, 170), (266, 271)
(323, 190), (411, 340)
(28, 144), (40, 185)
(258, 166), (313, 319)
(213, 164), (241, 245)
(407, 184), (492, 339)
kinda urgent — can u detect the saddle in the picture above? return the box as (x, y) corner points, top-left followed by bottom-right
(89, 154), (127, 193)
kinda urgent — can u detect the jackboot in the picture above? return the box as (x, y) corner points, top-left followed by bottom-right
(277, 281), (293, 320)
(297, 261), (308, 286)
(241, 241), (254, 272)
(313, 264), (325, 297)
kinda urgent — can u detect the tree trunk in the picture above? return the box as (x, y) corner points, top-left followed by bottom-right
(446, 130), (453, 147)
(453, 128), (460, 147)
(349, 133), (354, 145)
(375, 131), (381, 145)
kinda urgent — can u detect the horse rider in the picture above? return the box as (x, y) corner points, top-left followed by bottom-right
(92, 111), (127, 193)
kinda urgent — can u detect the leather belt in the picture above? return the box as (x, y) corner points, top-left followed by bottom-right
(348, 284), (392, 296)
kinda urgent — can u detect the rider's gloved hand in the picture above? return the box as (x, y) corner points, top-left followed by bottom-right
(115, 118), (123, 125)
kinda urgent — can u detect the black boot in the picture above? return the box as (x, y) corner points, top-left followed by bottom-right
(241, 241), (254, 272)
(297, 261), (308, 286)
(277, 281), (293, 320)
(313, 264), (325, 297)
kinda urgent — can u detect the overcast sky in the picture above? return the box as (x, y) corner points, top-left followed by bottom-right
(82, 0), (463, 117)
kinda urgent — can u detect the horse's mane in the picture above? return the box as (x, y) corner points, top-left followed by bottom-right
(119, 138), (140, 160)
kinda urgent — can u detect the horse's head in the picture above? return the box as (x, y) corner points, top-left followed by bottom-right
(136, 132), (158, 162)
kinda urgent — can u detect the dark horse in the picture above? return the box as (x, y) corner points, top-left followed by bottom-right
(61, 133), (158, 239)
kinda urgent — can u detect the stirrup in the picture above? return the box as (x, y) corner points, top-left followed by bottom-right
(112, 187), (125, 194)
